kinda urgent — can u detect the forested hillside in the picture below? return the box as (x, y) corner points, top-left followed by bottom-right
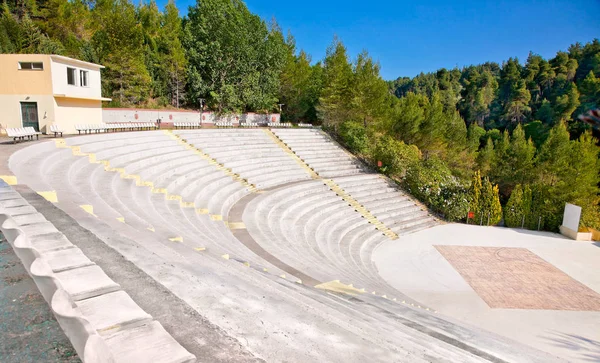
(1, 0), (599, 231)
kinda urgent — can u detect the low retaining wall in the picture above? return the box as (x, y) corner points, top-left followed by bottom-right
(103, 108), (280, 125)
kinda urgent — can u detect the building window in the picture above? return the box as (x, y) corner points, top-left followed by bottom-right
(80, 70), (89, 87)
(67, 67), (77, 85)
(19, 62), (44, 70)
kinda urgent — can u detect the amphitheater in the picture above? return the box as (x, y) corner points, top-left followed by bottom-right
(1, 127), (599, 362)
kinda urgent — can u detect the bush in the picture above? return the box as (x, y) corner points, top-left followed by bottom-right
(405, 156), (469, 221)
(372, 135), (420, 177)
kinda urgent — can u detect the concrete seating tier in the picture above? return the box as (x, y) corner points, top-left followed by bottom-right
(175, 129), (312, 189)
(333, 174), (437, 235)
(5, 130), (553, 363)
(10, 132), (288, 278)
(0, 181), (195, 363)
(272, 129), (364, 178)
(244, 180), (399, 295)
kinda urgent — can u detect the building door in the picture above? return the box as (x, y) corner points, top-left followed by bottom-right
(20, 102), (39, 131)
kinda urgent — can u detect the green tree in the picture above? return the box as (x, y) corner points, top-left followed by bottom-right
(92, 0), (151, 105)
(184, 0), (285, 112)
(553, 82), (580, 122)
(350, 50), (390, 127)
(317, 36), (353, 127)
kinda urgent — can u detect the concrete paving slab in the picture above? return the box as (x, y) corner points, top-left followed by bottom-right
(373, 223), (600, 362)
(42, 247), (94, 272)
(103, 321), (196, 363)
(55, 265), (120, 300)
(75, 290), (152, 334)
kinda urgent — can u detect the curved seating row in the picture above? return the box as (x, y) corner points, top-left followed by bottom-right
(272, 128), (364, 178)
(0, 182), (194, 363)
(272, 129), (437, 235)
(175, 129), (312, 189)
(243, 180), (401, 296)
(7, 130), (555, 363)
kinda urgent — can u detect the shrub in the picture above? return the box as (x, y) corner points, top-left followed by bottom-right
(372, 135), (420, 177)
(405, 156), (469, 221)
(339, 121), (368, 154)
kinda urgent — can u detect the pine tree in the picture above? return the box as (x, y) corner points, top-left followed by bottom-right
(350, 50), (389, 127)
(481, 178), (503, 225)
(317, 36), (353, 127)
(476, 137), (494, 175)
(553, 82), (580, 122)
(504, 184), (524, 227)
(468, 170), (483, 222)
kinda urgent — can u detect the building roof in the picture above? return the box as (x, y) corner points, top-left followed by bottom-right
(50, 55), (105, 69)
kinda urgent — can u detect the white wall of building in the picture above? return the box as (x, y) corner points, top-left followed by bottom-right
(50, 57), (102, 99)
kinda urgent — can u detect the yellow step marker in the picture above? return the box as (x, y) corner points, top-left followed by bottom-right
(80, 204), (97, 217)
(180, 201), (195, 208)
(243, 262), (250, 267)
(147, 226), (155, 232)
(37, 191), (58, 203)
(166, 194), (182, 201)
(196, 208), (209, 214)
(263, 268), (268, 272)
(0, 175), (17, 185)
(151, 187), (167, 194)
(116, 217), (125, 223)
(280, 274), (286, 279)
(194, 247), (206, 252)
(228, 222), (246, 230)
(169, 236), (183, 242)
(393, 298), (397, 301)
(221, 254), (229, 260)
(210, 214), (222, 221)
(54, 139), (67, 148)
(315, 280), (365, 295)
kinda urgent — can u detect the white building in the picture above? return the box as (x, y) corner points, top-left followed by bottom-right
(0, 54), (110, 134)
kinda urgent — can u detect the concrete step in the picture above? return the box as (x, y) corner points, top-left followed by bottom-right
(55, 265), (121, 301)
(102, 321), (196, 363)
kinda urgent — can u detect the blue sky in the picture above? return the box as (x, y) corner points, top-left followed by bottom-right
(167, 0), (600, 80)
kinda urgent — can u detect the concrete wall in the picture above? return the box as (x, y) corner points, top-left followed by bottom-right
(102, 109), (281, 125)
(0, 94), (56, 131)
(0, 54), (53, 95)
(54, 98), (103, 134)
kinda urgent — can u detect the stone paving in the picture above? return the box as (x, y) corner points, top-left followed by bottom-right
(435, 245), (600, 311)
